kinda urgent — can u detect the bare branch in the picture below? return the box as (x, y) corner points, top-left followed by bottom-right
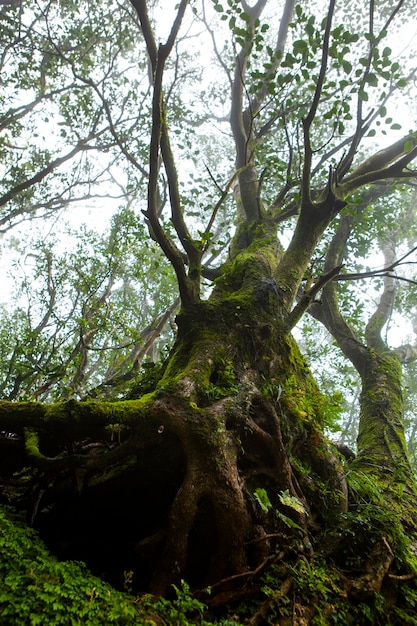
(132, 0), (199, 305)
(308, 214), (368, 373)
(286, 264), (343, 331)
(365, 239), (397, 350)
(202, 169), (240, 252)
(301, 0), (335, 208)
(0, 137), (102, 210)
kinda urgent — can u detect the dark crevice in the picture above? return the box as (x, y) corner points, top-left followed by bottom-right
(33, 434), (186, 592)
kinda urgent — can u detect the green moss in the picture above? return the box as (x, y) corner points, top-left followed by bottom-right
(278, 365), (334, 429)
(214, 222), (282, 296)
(24, 428), (42, 459)
(355, 351), (414, 483)
(340, 468), (417, 584)
(124, 361), (165, 399)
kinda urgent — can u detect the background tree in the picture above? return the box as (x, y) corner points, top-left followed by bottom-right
(1, 0), (417, 624)
(0, 211), (177, 401)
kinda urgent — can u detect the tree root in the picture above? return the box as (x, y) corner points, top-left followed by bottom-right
(346, 536), (394, 600)
(196, 556), (272, 609)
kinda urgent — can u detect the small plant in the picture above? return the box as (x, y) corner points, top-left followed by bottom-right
(278, 489), (306, 514)
(125, 360), (165, 399)
(205, 358), (239, 400)
(253, 487), (273, 512)
(147, 580), (214, 626)
(123, 570), (134, 593)
(261, 378), (282, 402)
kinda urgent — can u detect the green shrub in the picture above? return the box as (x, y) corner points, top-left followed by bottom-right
(0, 506), (140, 625)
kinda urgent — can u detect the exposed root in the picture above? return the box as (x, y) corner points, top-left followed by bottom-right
(346, 536), (394, 600)
(200, 557), (271, 609)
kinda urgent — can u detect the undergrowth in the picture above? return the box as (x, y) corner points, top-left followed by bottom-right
(0, 506), (237, 625)
(2, 488), (417, 625)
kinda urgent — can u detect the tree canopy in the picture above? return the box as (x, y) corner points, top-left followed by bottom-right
(2, 0), (417, 624)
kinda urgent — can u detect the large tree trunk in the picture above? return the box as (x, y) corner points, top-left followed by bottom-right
(2, 232), (417, 623)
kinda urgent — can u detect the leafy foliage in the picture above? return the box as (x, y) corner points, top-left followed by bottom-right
(0, 506), (246, 625)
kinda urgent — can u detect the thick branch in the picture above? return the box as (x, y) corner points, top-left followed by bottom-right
(365, 240), (397, 350)
(339, 136), (417, 196)
(229, 1), (267, 225)
(0, 397), (157, 441)
(160, 122), (201, 279)
(129, 0), (157, 71)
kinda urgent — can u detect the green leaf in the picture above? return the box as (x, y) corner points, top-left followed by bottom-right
(254, 488), (273, 513)
(366, 73), (378, 87)
(279, 490), (306, 514)
(342, 60), (352, 74)
(293, 39), (308, 53)
(276, 511), (304, 531)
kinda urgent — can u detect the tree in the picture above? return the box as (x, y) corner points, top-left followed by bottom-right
(0, 212), (177, 401)
(2, 0), (417, 623)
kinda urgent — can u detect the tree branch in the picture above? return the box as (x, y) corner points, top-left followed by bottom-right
(285, 264), (343, 332)
(365, 239), (397, 350)
(308, 214), (368, 373)
(0, 138), (101, 210)
(301, 0), (335, 208)
(249, 0), (295, 117)
(132, 0), (198, 305)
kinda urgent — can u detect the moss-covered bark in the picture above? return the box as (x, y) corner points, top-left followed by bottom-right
(355, 350), (412, 479)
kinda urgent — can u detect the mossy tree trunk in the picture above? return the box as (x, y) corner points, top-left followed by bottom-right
(311, 215), (415, 483)
(2, 211), (417, 623)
